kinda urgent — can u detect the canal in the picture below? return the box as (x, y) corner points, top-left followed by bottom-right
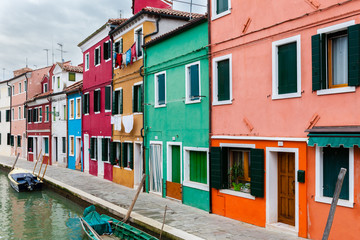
(0, 169), (86, 239)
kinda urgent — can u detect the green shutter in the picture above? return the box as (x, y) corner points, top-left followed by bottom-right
(190, 65), (200, 100)
(118, 143), (122, 167)
(140, 84), (144, 112)
(312, 34), (322, 91)
(120, 89), (123, 114)
(217, 59), (230, 101)
(129, 143), (134, 169)
(102, 138), (106, 161)
(105, 86), (111, 110)
(158, 74), (165, 105)
(98, 90), (101, 112)
(210, 147), (222, 189)
(44, 138), (49, 154)
(132, 86), (135, 113)
(137, 85), (142, 112)
(171, 146), (181, 184)
(90, 138), (94, 159)
(348, 24), (360, 86)
(112, 91), (118, 114)
(250, 148), (264, 197)
(190, 151), (207, 184)
(323, 147), (349, 200)
(110, 142), (116, 165)
(122, 143), (127, 168)
(278, 42), (297, 94)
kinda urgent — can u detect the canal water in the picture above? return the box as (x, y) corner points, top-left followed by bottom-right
(0, 170), (87, 240)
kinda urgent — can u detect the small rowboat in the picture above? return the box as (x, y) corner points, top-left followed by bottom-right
(80, 205), (158, 240)
(8, 168), (43, 192)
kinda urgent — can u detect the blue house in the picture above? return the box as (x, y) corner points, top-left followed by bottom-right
(65, 81), (83, 170)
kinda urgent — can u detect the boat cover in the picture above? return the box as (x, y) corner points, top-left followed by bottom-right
(83, 205), (112, 235)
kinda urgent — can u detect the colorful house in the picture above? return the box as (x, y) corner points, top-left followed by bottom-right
(109, 7), (200, 189)
(143, 17), (209, 211)
(65, 81), (83, 170)
(50, 62), (83, 167)
(78, 18), (127, 180)
(209, 0), (360, 239)
(0, 79), (11, 156)
(132, 0), (172, 14)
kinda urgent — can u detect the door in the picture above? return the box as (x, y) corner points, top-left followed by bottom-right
(134, 143), (143, 188)
(166, 145), (182, 200)
(75, 138), (82, 171)
(97, 138), (104, 177)
(149, 144), (162, 194)
(84, 135), (89, 172)
(278, 152), (295, 226)
(54, 137), (58, 162)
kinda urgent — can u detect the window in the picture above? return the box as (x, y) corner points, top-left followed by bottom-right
(7, 133), (10, 145)
(33, 108), (38, 122)
(45, 106), (49, 122)
(19, 83), (22, 93)
(10, 135), (14, 146)
(11, 108), (14, 120)
(69, 72), (75, 81)
(24, 80), (27, 91)
(272, 35), (301, 99)
(52, 76), (55, 86)
(85, 53), (90, 71)
(70, 136), (74, 156)
(62, 137), (66, 153)
(101, 138), (111, 162)
(43, 83), (48, 93)
(228, 149), (251, 193)
(185, 62), (201, 103)
(18, 107), (21, 120)
(213, 54), (232, 105)
(24, 106), (26, 120)
(5, 110), (10, 122)
(12, 86), (14, 96)
(27, 109), (32, 123)
(315, 146), (354, 207)
(17, 135), (21, 147)
(44, 137), (49, 154)
(133, 84), (143, 113)
(57, 76), (60, 89)
(103, 41), (111, 61)
(70, 99), (74, 119)
(184, 149), (209, 190)
(28, 137), (33, 152)
(8, 86), (11, 96)
(38, 107), (42, 122)
(83, 93), (89, 114)
(112, 89), (123, 115)
(135, 27), (143, 58)
(312, 21), (359, 94)
(63, 104), (67, 121)
(155, 72), (166, 107)
(94, 89), (101, 113)
(212, 0), (231, 19)
(90, 137), (98, 160)
(105, 86), (111, 111)
(114, 39), (123, 54)
(53, 107), (56, 121)
(76, 98), (81, 118)
(121, 142), (133, 169)
(95, 46), (101, 66)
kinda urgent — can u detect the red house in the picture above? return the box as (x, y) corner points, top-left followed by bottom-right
(132, 0), (172, 14)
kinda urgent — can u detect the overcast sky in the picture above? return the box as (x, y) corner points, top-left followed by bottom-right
(0, 0), (207, 81)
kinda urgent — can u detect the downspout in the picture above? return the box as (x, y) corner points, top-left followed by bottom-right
(141, 16), (161, 192)
(207, 4), (213, 213)
(109, 24), (116, 144)
(25, 73), (29, 160)
(7, 81), (12, 154)
(47, 96), (52, 165)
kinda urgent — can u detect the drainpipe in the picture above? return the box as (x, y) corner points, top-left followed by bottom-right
(25, 73), (29, 160)
(47, 96), (52, 165)
(207, 5), (213, 213)
(6, 81), (12, 154)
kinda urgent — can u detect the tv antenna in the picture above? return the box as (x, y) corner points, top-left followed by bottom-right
(43, 49), (50, 66)
(57, 43), (67, 62)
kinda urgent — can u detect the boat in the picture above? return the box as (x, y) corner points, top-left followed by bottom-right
(80, 205), (158, 240)
(8, 168), (43, 192)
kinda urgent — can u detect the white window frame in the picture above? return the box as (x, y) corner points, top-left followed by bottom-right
(94, 46), (101, 67)
(113, 38), (123, 69)
(43, 83), (48, 93)
(76, 97), (81, 119)
(211, 0), (231, 21)
(134, 25), (144, 60)
(94, 88), (101, 114)
(154, 71), (166, 108)
(69, 99), (75, 120)
(38, 107), (42, 123)
(90, 137), (97, 161)
(43, 136), (49, 156)
(316, 20), (356, 96)
(212, 54), (232, 106)
(105, 85), (112, 113)
(183, 147), (209, 191)
(133, 81), (143, 114)
(84, 92), (90, 116)
(185, 61), (201, 104)
(103, 137), (111, 163)
(45, 105), (49, 122)
(69, 135), (75, 156)
(272, 35), (302, 100)
(166, 142), (183, 184)
(315, 145), (354, 208)
(85, 52), (90, 71)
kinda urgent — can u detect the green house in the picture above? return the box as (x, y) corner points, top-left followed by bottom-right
(143, 17), (210, 211)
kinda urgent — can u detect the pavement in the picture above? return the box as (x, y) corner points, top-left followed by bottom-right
(0, 155), (305, 240)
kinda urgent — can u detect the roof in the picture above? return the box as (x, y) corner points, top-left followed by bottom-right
(26, 90), (53, 103)
(143, 15), (207, 48)
(110, 7), (204, 36)
(64, 80), (83, 94)
(62, 64), (83, 73)
(78, 18), (128, 47)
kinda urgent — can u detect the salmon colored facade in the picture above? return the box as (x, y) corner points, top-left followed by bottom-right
(210, 0), (360, 239)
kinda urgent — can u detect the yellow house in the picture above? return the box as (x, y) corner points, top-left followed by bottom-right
(110, 7), (199, 188)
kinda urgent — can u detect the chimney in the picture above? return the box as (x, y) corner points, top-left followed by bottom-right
(132, 0), (172, 14)
(13, 67), (32, 77)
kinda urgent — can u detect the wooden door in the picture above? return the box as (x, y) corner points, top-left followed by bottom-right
(278, 152), (295, 226)
(166, 145), (182, 200)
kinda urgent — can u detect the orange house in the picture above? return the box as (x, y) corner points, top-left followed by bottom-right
(210, 0), (360, 239)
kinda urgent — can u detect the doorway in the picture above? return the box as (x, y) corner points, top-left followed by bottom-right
(149, 142), (162, 194)
(54, 137), (58, 163)
(84, 134), (89, 172)
(134, 142), (143, 189)
(166, 143), (182, 200)
(75, 137), (82, 171)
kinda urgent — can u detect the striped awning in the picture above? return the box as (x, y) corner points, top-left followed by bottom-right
(306, 126), (360, 147)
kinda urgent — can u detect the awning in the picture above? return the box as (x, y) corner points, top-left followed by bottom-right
(306, 126), (360, 147)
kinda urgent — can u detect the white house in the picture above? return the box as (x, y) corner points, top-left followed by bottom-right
(0, 80), (11, 156)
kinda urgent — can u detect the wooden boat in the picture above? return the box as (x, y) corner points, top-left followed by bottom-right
(80, 205), (158, 240)
(8, 168), (43, 192)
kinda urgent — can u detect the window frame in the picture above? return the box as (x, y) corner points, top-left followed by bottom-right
(83, 92), (90, 115)
(76, 97), (81, 119)
(103, 40), (111, 62)
(94, 46), (101, 67)
(69, 135), (75, 156)
(133, 82), (143, 113)
(62, 137), (66, 154)
(69, 99), (75, 120)
(154, 71), (167, 108)
(43, 137), (49, 155)
(183, 147), (209, 191)
(212, 54), (232, 106)
(211, 0), (231, 21)
(38, 107), (42, 123)
(19, 82), (22, 93)
(11, 108), (14, 121)
(43, 83), (48, 93)
(134, 25), (144, 60)
(113, 87), (123, 115)
(272, 35), (302, 100)
(69, 72), (76, 81)
(185, 61), (201, 104)
(85, 52), (90, 71)
(45, 105), (49, 122)
(94, 89), (101, 114)
(105, 85), (111, 112)
(18, 107), (21, 120)
(315, 145), (354, 208)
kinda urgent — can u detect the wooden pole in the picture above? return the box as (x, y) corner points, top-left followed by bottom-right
(10, 153), (20, 171)
(37, 155), (44, 177)
(322, 168), (347, 240)
(33, 149), (42, 174)
(159, 205), (168, 240)
(41, 156), (49, 181)
(80, 217), (103, 240)
(123, 174), (146, 223)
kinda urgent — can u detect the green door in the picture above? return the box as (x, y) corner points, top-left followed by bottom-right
(171, 146), (181, 183)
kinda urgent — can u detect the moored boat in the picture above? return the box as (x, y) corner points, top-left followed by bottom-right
(80, 205), (158, 240)
(8, 168), (43, 192)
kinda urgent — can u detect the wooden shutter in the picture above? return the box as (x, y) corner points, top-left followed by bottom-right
(250, 148), (264, 197)
(110, 142), (116, 165)
(105, 86), (111, 110)
(120, 89), (123, 114)
(129, 143), (134, 169)
(190, 65), (200, 100)
(158, 74), (165, 105)
(112, 91), (118, 114)
(102, 138), (106, 161)
(348, 24), (360, 86)
(122, 143), (127, 168)
(217, 59), (230, 101)
(210, 147), (222, 189)
(278, 42), (297, 94)
(90, 138), (94, 159)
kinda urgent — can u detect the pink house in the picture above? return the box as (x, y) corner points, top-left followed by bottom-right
(210, 0), (360, 239)
(78, 18), (127, 180)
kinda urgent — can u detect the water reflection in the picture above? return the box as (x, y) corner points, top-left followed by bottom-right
(0, 170), (86, 239)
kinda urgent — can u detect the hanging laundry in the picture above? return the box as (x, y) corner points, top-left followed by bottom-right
(114, 116), (122, 131)
(126, 49), (131, 66)
(122, 53), (126, 66)
(130, 43), (137, 64)
(116, 53), (122, 69)
(122, 114), (134, 133)
(111, 116), (115, 125)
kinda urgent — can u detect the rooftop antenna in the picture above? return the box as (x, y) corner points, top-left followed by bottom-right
(119, 10), (122, 18)
(57, 43), (67, 63)
(190, 0), (193, 19)
(26, 58), (28, 68)
(2, 68), (5, 81)
(43, 49), (50, 66)
(52, 38), (55, 64)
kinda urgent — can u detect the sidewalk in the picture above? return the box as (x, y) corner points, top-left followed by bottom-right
(1, 156), (304, 240)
